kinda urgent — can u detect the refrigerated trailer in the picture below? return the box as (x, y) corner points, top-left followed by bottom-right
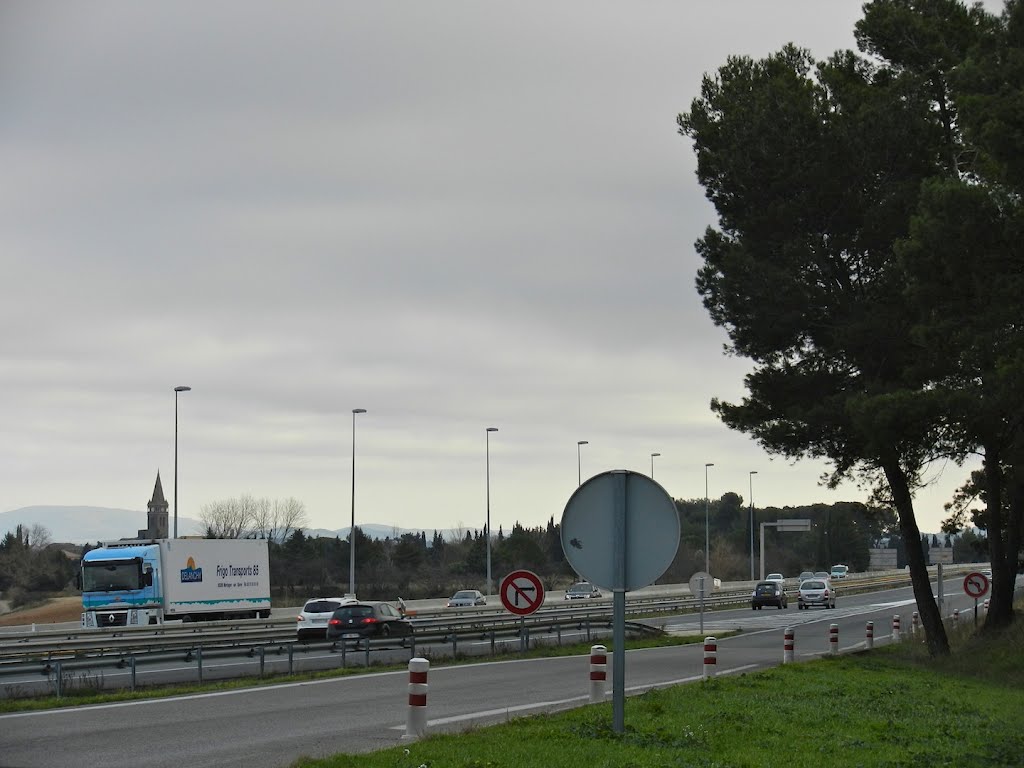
(81, 538), (271, 628)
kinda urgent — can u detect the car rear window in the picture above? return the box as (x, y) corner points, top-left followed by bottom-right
(803, 581), (825, 589)
(755, 583), (777, 594)
(335, 605), (374, 619)
(304, 600), (341, 614)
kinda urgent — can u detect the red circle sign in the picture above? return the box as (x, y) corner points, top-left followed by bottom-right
(499, 569), (545, 616)
(963, 571), (990, 599)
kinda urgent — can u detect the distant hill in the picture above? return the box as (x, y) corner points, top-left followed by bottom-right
(0, 506), (204, 544)
(0, 506), (466, 544)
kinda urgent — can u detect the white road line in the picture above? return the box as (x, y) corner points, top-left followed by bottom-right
(387, 665), (759, 731)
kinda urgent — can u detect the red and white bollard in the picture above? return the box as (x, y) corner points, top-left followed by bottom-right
(892, 614), (901, 643)
(866, 621), (874, 650)
(953, 609), (959, 627)
(829, 623), (839, 655)
(703, 636), (717, 679)
(589, 645), (607, 704)
(403, 657), (429, 739)
(984, 598), (990, 615)
(783, 627), (795, 664)
(912, 611), (920, 636)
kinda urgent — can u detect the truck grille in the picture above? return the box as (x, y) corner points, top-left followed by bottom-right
(97, 612), (128, 627)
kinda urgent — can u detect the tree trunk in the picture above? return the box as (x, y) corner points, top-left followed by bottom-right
(882, 457), (950, 656)
(983, 449), (1014, 629)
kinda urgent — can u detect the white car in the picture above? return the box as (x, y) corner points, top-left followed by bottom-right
(830, 564), (850, 580)
(447, 589), (486, 608)
(765, 572), (786, 587)
(297, 596), (358, 641)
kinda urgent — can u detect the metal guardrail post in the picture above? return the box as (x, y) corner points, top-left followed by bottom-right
(259, 646), (265, 677)
(55, 661), (63, 697)
(287, 643), (294, 673)
(130, 655), (136, 691)
(197, 646), (203, 684)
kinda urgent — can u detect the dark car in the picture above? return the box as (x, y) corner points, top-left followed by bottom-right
(325, 601), (414, 642)
(750, 580), (788, 610)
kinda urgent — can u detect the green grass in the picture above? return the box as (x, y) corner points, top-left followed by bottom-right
(290, 618), (1024, 768)
(0, 631), (720, 713)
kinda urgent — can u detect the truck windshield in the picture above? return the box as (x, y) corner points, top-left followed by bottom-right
(82, 561), (144, 592)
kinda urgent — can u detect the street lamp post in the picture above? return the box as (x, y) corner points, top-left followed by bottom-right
(650, 452), (661, 479)
(349, 408), (366, 597)
(486, 427), (499, 599)
(577, 440), (588, 486)
(749, 471), (758, 581)
(173, 386), (191, 539)
(704, 463), (714, 574)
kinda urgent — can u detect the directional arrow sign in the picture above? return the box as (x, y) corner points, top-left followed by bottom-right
(963, 571), (990, 599)
(500, 569), (545, 616)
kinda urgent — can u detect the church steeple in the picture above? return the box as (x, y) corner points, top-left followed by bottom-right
(151, 472), (166, 506)
(139, 471), (169, 539)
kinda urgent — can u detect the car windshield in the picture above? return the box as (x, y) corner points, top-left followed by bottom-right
(803, 581), (826, 590)
(569, 583), (592, 592)
(453, 591), (475, 599)
(81, 561), (144, 592)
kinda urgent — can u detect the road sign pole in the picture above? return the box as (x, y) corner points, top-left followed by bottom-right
(699, 576), (705, 635)
(612, 472), (626, 734)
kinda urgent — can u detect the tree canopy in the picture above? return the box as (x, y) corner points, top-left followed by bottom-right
(678, 0), (1024, 653)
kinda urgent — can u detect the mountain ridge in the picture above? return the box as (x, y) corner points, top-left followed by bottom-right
(0, 505), (466, 544)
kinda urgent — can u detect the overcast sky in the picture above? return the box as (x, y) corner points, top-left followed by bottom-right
(1, 2), (986, 538)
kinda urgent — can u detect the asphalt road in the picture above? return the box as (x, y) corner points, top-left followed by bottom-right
(0, 578), (994, 768)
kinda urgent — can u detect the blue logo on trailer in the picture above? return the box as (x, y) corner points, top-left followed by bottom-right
(180, 556), (203, 583)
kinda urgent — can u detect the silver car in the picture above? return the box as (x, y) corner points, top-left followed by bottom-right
(798, 579), (836, 609)
(446, 589), (486, 608)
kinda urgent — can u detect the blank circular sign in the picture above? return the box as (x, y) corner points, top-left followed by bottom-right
(561, 470), (680, 591)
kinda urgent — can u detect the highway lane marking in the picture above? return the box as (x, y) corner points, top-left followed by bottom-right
(387, 665), (759, 730)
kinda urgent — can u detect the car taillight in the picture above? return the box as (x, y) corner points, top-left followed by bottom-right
(328, 618), (341, 626)
(823, 589), (830, 597)
(297, 616), (305, 622)
(361, 617), (378, 625)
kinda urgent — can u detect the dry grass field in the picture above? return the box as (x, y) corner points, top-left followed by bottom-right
(0, 596), (81, 627)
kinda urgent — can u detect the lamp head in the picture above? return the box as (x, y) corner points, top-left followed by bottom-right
(174, 386), (191, 393)
(486, 427), (498, 432)
(353, 408), (367, 414)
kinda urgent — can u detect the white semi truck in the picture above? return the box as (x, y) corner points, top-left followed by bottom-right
(80, 538), (271, 628)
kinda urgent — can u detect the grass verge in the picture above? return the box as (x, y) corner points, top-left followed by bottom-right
(291, 618), (1024, 768)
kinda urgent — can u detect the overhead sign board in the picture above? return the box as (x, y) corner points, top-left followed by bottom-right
(500, 569), (545, 616)
(775, 518), (811, 532)
(963, 571), (990, 599)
